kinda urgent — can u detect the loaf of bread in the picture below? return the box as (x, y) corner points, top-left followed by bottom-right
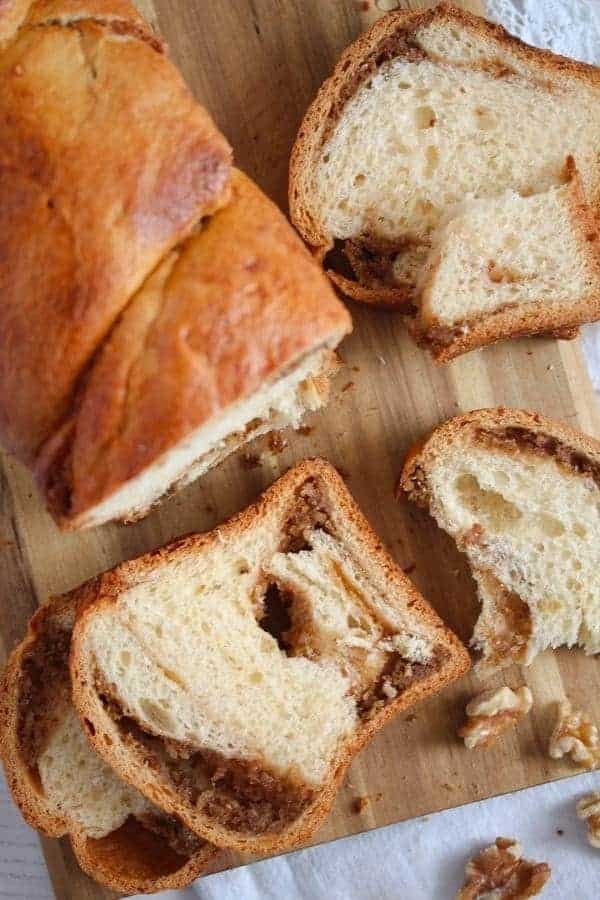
(290, 4), (600, 355)
(0, 591), (217, 893)
(0, 0), (351, 529)
(399, 408), (600, 674)
(69, 458), (469, 853)
(37, 169), (351, 528)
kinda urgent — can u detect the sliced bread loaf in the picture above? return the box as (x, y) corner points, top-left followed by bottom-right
(35, 170), (351, 529)
(0, 592), (217, 894)
(1, 5), (351, 531)
(70, 458), (469, 853)
(290, 4), (600, 351)
(399, 408), (600, 674)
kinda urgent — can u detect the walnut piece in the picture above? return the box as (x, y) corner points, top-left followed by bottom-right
(576, 793), (600, 848)
(458, 686), (533, 749)
(548, 700), (599, 770)
(456, 837), (551, 899)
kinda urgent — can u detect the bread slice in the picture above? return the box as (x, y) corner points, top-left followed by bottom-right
(70, 458), (469, 853)
(35, 169), (352, 530)
(289, 4), (600, 337)
(0, 591), (217, 894)
(413, 160), (600, 361)
(399, 408), (600, 674)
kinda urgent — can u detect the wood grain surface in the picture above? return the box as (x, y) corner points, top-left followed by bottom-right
(1, 1), (599, 896)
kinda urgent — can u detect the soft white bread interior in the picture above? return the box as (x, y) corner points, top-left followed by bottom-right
(414, 161), (600, 360)
(400, 408), (600, 674)
(70, 459), (469, 853)
(290, 4), (600, 352)
(0, 593), (216, 894)
(38, 706), (149, 839)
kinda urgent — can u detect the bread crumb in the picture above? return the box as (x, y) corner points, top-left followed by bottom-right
(240, 453), (261, 470)
(297, 425), (313, 436)
(381, 681), (398, 700)
(341, 381), (355, 393)
(352, 796), (369, 814)
(268, 433), (288, 454)
(402, 563), (416, 574)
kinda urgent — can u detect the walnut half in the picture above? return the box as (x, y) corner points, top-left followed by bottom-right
(548, 700), (599, 770)
(576, 793), (600, 849)
(456, 837), (551, 899)
(458, 686), (533, 749)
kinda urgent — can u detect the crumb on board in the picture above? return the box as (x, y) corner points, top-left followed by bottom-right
(240, 453), (261, 470)
(402, 563), (416, 575)
(342, 381), (355, 393)
(352, 796), (369, 814)
(268, 432), (288, 454)
(297, 424), (313, 436)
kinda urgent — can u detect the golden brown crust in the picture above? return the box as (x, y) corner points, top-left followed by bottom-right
(0, 8), (231, 463)
(71, 821), (216, 895)
(70, 457), (470, 854)
(24, 0), (164, 50)
(289, 4), (600, 310)
(0, 591), (217, 894)
(399, 407), (600, 508)
(36, 170), (352, 527)
(0, 0), (30, 42)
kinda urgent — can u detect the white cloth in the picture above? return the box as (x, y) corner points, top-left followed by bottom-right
(1, 3), (600, 899)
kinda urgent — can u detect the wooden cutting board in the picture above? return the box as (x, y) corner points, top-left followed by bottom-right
(1, 1), (599, 896)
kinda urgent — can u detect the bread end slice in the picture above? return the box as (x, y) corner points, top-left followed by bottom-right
(399, 408), (600, 673)
(70, 458), (469, 854)
(0, 592), (217, 894)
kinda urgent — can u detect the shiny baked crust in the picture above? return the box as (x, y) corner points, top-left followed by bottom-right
(36, 169), (352, 526)
(0, 0), (30, 43)
(0, 1), (231, 462)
